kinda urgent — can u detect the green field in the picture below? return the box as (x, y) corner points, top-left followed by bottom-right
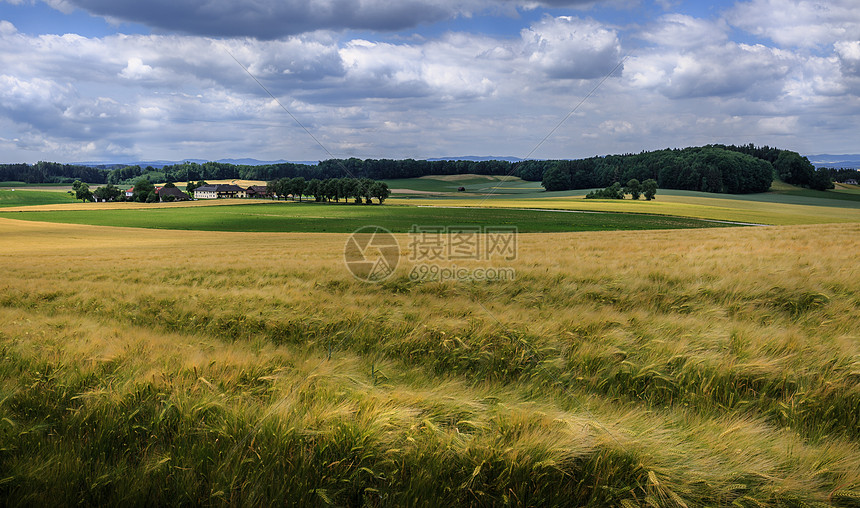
(385, 175), (542, 195)
(0, 189), (77, 208)
(0, 201), (739, 233)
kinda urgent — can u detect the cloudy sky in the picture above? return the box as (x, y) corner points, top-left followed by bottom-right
(0, 0), (858, 163)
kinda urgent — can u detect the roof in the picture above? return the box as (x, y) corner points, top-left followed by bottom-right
(247, 185), (270, 192)
(156, 186), (189, 199)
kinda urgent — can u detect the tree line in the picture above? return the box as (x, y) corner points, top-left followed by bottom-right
(72, 176), (392, 204)
(2, 143), (844, 194)
(823, 167), (860, 183)
(0, 161), (111, 184)
(266, 177), (391, 204)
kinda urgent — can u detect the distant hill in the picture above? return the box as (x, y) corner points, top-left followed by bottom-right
(75, 158), (318, 169)
(805, 154), (860, 169)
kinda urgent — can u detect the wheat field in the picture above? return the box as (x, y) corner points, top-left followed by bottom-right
(0, 217), (858, 506)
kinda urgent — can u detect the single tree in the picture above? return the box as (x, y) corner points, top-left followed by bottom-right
(370, 181), (390, 204)
(290, 177), (306, 201)
(305, 179), (321, 201)
(625, 178), (641, 200)
(642, 179), (658, 200)
(75, 182), (93, 202)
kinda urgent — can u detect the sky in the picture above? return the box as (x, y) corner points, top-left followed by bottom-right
(0, 0), (858, 163)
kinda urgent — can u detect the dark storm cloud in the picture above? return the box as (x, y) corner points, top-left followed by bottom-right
(57, 0), (614, 38)
(63, 0), (459, 38)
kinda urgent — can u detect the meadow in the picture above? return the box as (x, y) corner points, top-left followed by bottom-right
(0, 217), (858, 506)
(0, 189), (77, 208)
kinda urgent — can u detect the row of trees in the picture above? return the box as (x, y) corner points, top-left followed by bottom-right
(267, 177), (390, 204)
(76, 176), (392, 204)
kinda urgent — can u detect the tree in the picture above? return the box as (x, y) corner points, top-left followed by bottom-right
(305, 179), (321, 201)
(321, 179), (336, 202)
(808, 168), (834, 191)
(145, 191), (158, 203)
(370, 181), (390, 204)
(74, 181), (93, 202)
(642, 179), (658, 200)
(132, 177), (155, 203)
(92, 183), (122, 202)
(774, 151), (815, 187)
(585, 181), (624, 199)
(266, 180), (278, 200)
(625, 178), (641, 200)
(541, 163), (570, 191)
(290, 177), (306, 201)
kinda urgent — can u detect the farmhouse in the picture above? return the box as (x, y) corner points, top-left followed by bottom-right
(125, 187), (134, 198)
(194, 184), (245, 199)
(156, 186), (190, 201)
(246, 185), (272, 198)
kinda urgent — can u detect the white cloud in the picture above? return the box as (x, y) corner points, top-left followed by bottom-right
(727, 0), (860, 48)
(835, 41), (860, 77)
(757, 116), (799, 135)
(625, 43), (791, 100)
(522, 16), (622, 79)
(1, 6), (859, 162)
(638, 14), (728, 48)
(119, 57), (153, 80)
(0, 20), (17, 35)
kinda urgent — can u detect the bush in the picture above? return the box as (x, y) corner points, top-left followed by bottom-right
(586, 182), (624, 199)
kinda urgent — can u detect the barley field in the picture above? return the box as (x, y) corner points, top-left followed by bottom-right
(0, 217), (858, 506)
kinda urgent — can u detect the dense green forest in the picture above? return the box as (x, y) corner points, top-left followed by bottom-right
(541, 145), (834, 193)
(1, 144), (851, 193)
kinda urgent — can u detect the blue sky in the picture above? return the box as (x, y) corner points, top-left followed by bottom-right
(0, 0), (858, 163)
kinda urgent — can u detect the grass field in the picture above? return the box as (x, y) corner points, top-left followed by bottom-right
(0, 218), (858, 505)
(0, 201), (741, 233)
(0, 189), (77, 208)
(391, 193), (860, 225)
(385, 174), (539, 195)
(382, 175), (860, 225)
